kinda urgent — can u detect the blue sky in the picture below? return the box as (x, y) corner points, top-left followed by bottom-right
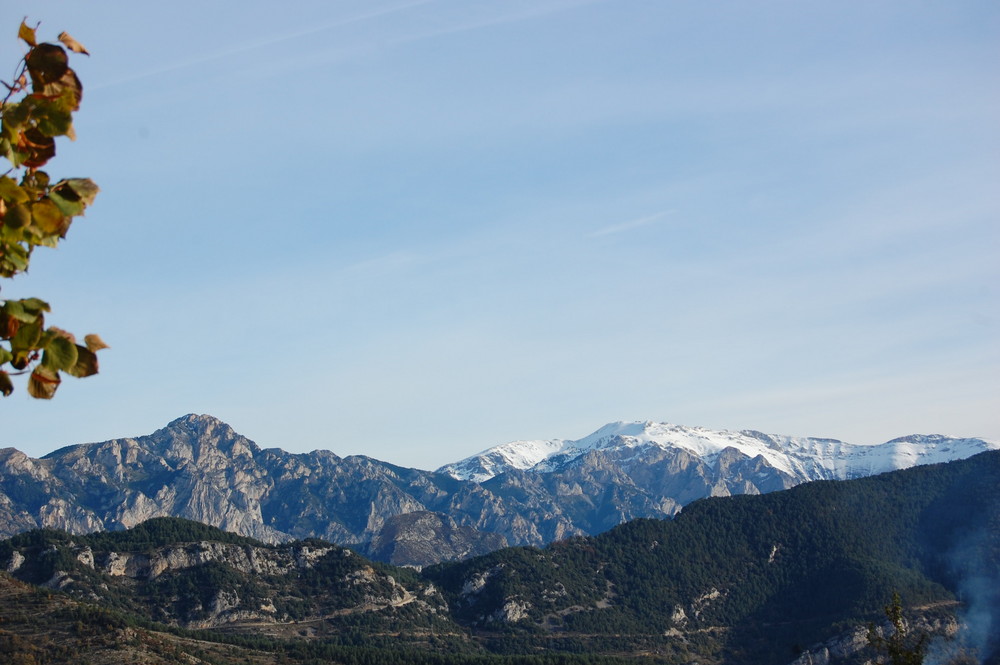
(2, 1), (998, 469)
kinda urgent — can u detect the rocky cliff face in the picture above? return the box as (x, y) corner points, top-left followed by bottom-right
(1, 414), (994, 567)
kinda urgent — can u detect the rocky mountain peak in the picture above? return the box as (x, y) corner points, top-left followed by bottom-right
(151, 414), (260, 463)
(0, 448), (44, 479)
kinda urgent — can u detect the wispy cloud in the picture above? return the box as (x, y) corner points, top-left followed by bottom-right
(91, 0), (437, 90)
(92, 0), (606, 91)
(589, 210), (672, 238)
(391, 0), (606, 44)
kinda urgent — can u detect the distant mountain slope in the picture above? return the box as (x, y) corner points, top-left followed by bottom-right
(0, 414), (995, 567)
(438, 420), (998, 483)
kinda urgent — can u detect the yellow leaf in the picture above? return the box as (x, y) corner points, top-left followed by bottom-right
(0, 176), (31, 204)
(31, 198), (67, 235)
(58, 31), (90, 56)
(84, 333), (109, 352)
(18, 21), (37, 47)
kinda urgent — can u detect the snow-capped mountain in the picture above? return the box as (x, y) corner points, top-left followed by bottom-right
(437, 421), (999, 484)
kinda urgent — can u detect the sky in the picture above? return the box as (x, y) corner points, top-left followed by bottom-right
(1, 0), (998, 469)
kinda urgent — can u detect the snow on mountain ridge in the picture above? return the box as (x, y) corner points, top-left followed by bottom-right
(543, 421), (805, 476)
(436, 421), (1000, 483)
(442, 438), (568, 483)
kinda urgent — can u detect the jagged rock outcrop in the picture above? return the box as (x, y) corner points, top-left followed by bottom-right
(785, 613), (964, 665)
(94, 540), (328, 579)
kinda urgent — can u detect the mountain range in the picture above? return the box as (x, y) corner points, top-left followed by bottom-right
(0, 414), (996, 567)
(3, 449), (998, 664)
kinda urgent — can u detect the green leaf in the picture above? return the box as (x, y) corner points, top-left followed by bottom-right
(27, 364), (60, 399)
(27, 232), (60, 249)
(1, 241), (30, 275)
(19, 298), (50, 314)
(0, 119), (16, 142)
(2, 299), (42, 323)
(2, 101), (31, 133)
(48, 189), (85, 217)
(0, 140), (26, 169)
(43, 333), (79, 371)
(0, 346), (12, 365)
(0, 137), (15, 162)
(10, 314), (43, 350)
(0, 176), (30, 204)
(66, 344), (98, 378)
(32, 99), (74, 137)
(0, 224), (21, 242)
(0, 370), (13, 397)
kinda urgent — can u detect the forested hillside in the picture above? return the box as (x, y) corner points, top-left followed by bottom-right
(426, 450), (1000, 663)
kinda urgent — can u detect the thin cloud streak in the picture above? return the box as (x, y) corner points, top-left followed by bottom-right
(91, 0), (604, 92)
(390, 0), (608, 44)
(590, 211), (672, 238)
(90, 0), (437, 90)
